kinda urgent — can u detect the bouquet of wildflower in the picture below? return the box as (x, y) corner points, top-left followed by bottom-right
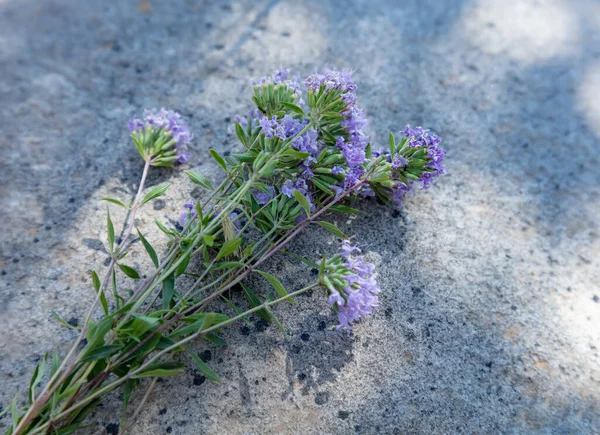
(5, 68), (445, 434)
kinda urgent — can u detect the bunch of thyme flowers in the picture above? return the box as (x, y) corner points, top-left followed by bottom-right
(6, 68), (445, 435)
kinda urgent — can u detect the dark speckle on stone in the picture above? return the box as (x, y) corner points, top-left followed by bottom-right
(105, 423), (119, 435)
(33, 237), (39, 243)
(310, 268), (318, 276)
(318, 321), (327, 331)
(281, 31), (291, 37)
(298, 373), (306, 381)
(223, 151), (230, 156)
(200, 350), (212, 361)
(193, 374), (206, 386)
(214, 44), (224, 50)
(224, 116), (231, 123)
(68, 317), (79, 327)
(1, 271), (6, 276)
(255, 379), (259, 385)
(593, 295), (599, 303)
(385, 307), (393, 319)
(153, 199), (166, 210)
(300, 333), (310, 342)
(159, 407), (167, 415)
(391, 209), (401, 218)
(240, 325), (251, 336)
(166, 427), (172, 433)
(68, 197), (75, 203)
(314, 391), (329, 405)
(255, 319), (270, 333)
(12, 258), (19, 263)
(338, 410), (350, 420)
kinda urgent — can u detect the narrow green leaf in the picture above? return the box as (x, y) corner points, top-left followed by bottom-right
(281, 101), (305, 115)
(129, 315), (160, 337)
(118, 264), (141, 279)
(255, 270), (295, 303)
(100, 197), (128, 209)
(92, 270), (108, 316)
(176, 253), (191, 276)
(120, 379), (135, 429)
(329, 204), (362, 214)
(50, 351), (60, 377)
(80, 345), (122, 363)
(155, 218), (175, 237)
(162, 273), (175, 310)
(215, 238), (242, 261)
(184, 170), (214, 190)
(293, 190), (311, 218)
(204, 333), (227, 346)
(11, 395), (18, 431)
(51, 310), (78, 330)
(212, 261), (245, 271)
(315, 221), (346, 239)
(133, 362), (185, 379)
(186, 348), (221, 382)
(389, 132), (396, 156)
(141, 183), (171, 206)
(241, 283), (271, 322)
(202, 233), (215, 247)
(137, 228), (159, 268)
(107, 207), (115, 253)
(209, 149), (227, 170)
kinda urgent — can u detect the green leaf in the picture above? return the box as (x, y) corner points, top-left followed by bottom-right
(212, 261), (245, 271)
(11, 395), (18, 431)
(255, 270), (295, 303)
(315, 221), (346, 239)
(215, 238), (242, 261)
(187, 348), (221, 382)
(29, 353), (47, 404)
(129, 315), (160, 337)
(281, 250), (319, 268)
(241, 283), (271, 322)
(51, 310), (78, 330)
(141, 183), (171, 206)
(80, 345), (122, 363)
(204, 333), (227, 346)
(389, 132), (396, 156)
(120, 379), (135, 428)
(202, 233), (215, 247)
(100, 197), (128, 209)
(50, 351), (60, 377)
(118, 264), (141, 279)
(133, 362), (185, 379)
(155, 218), (175, 237)
(92, 270), (108, 316)
(184, 170), (214, 190)
(107, 207), (115, 253)
(137, 228), (159, 268)
(176, 253), (191, 276)
(209, 149), (227, 170)
(329, 204), (362, 214)
(293, 190), (311, 218)
(162, 273), (175, 310)
(281, 101), (305, 115)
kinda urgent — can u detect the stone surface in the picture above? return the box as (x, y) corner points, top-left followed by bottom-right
(1, 0), (599, 433)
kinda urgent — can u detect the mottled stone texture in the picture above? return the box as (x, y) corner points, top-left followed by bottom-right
(1, 0), (599, 434)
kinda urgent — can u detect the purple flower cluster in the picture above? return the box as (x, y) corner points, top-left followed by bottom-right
(129, 108), (192, 163)
(178, 201), (197, 227)
(402, 125), (446, 188)
(328, 241), (380, 331)
(305, 69), (370, 190)
(252, 68), (303, 105)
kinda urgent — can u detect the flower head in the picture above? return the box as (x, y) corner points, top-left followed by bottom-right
(129, 108), (192, 165)
(323, 242), (381, 331)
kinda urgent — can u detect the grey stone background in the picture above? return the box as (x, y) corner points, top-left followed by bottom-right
(1, 0), (599, 433)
